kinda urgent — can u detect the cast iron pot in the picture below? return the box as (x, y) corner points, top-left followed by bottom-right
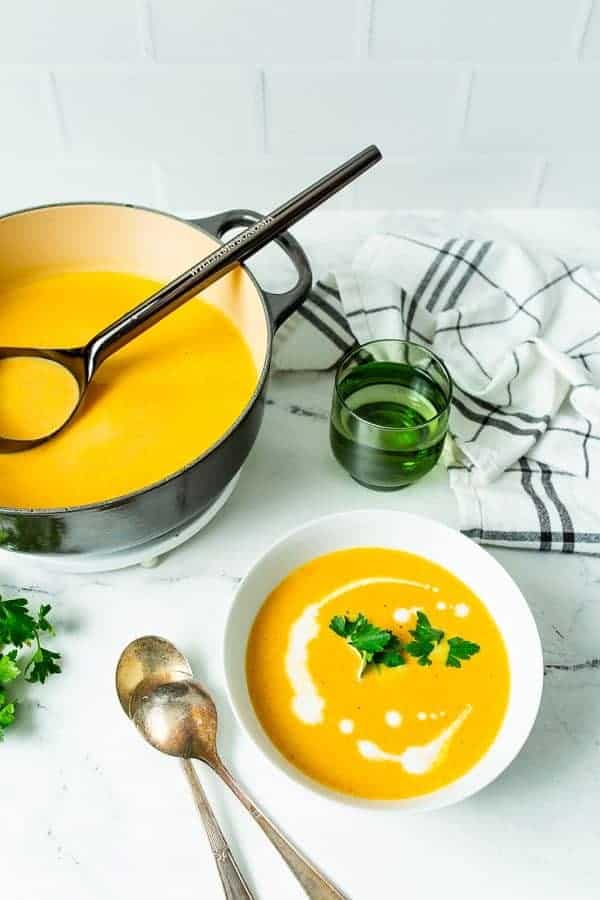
(0, 202), (312, 555)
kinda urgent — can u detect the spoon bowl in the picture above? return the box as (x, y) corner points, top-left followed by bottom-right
(115, 634), (193, 717)
(132, 679), (219, 762)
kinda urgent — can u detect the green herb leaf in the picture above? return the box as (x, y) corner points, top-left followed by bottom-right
(0, 596), (60, 740)
(330, 615), (350, 638)
(446, 636), (480, 668)
(405, 611), (445, 667)
(329, 614), (405, 676)
(330, 608), (481, 677)
(0, 692), (16, 740)
(36, 603), (55, 635)
(373, 634), (405, 668)
(0, 651), (21, 684)
(26, 647), (61, 684)
(0, 596), (38, 648)
(348, 615), (393, 656)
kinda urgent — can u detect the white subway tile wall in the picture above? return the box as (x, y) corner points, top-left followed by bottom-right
(265, 66), (466, 154)
(56, 65), (261, 156)
(0, 1), (142, 64)
(465, 67), (600, 151)
(149, 0), (356, 62)
(370, 0), (579, 62)
(0, 0), (598, 211)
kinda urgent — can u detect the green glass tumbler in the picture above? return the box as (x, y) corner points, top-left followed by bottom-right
(330, 339), (452, 490)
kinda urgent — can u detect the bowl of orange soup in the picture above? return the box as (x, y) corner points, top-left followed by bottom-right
(224, 510), (543, 810)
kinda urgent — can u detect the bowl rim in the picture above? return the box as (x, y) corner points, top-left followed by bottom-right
(223, 508), (544, 812)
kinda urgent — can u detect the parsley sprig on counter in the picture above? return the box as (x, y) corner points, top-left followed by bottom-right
(330, 609), (480, 674)
(0, 595), (62, 740)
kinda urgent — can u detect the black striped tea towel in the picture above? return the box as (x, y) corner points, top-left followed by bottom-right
(273, 216), (600, 554)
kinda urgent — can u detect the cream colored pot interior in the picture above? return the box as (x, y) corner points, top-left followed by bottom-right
(0, 204), (269, 372)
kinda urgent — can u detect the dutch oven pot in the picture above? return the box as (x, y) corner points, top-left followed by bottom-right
(0, 202), (312, 555)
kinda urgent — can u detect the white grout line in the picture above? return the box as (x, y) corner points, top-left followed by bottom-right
(356, 0), (375, 60)
(45, 70), (70, 154)
(530, 157), (548, 207)
(136, 0), (156, 61)
(151, 160), (167, 208)
(570, 0), (595, 60)
(258, 68), (268, 153)
(454, 67), (474, 149)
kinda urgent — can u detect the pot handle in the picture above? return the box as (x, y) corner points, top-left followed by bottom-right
(188, 209), (312, 329)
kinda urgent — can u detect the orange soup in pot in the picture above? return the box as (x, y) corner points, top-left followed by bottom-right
(0, 270), (258, 508)
(247, 548), (510, 800)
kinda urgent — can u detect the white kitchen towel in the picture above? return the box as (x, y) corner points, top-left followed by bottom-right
(273, 214), (600, 555)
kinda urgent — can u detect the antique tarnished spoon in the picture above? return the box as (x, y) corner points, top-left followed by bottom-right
(131, 675), (348, 900)
(116, 636), (255, 900)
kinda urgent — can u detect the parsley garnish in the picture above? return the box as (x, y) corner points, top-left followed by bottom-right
(0, 595), (61, 741)
(329, 614), (406, 677)
(332, 609), (481, 674)
(405, 611), (445, 666)
(446, 636), (480, 668)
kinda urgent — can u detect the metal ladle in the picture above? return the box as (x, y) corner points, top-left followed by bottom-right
(0, 144), (381, 452)
(130, 676), (348, 900)
(116, 636), (255, 900)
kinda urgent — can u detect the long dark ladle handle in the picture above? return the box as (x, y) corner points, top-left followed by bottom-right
(213, 759), (349, 900)
(85, 145), (381, 378)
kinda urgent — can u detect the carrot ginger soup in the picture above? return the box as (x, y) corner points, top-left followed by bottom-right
(0, 356), (80, 440)
(0, 270), (257, 507)
(247, 548), (510, 800)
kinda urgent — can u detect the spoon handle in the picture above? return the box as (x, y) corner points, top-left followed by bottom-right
(215, 761), (348, 900)
(181, 759), (256, 900)
(85, 145), (381, 375)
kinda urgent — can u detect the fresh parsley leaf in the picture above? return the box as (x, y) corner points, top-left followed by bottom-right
(26, 647), (61, 684)
(373, 634), (405, 668)
(0, 651), (21, 684)
(330, 609), (481, 676)
(36, 604), (55, 636)
(0, 596), (61, 740)
(405, 611), (445, 666)
(330, 615), (350, 638)
(329, 614), (391, 656)
(329, 614), (405, 676)
(446, 636), (480, 668)
(0, 596), (37, 648)
(413, 611), (444, 645)
(0, 692), (16, 740)
(348, 615), (393, 656)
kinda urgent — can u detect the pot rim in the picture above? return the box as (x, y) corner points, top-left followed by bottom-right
(0, 200), (274, 516)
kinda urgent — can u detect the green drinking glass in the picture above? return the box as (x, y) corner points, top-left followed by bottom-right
(330, 339), (452, 491)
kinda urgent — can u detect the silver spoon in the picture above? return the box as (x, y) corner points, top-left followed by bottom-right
(131, 677), (348, 900)
(116, 636), (255, 900)
(0, 144), (381, 452)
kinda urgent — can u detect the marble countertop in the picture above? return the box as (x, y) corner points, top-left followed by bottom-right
(3, 211), (600, 900)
